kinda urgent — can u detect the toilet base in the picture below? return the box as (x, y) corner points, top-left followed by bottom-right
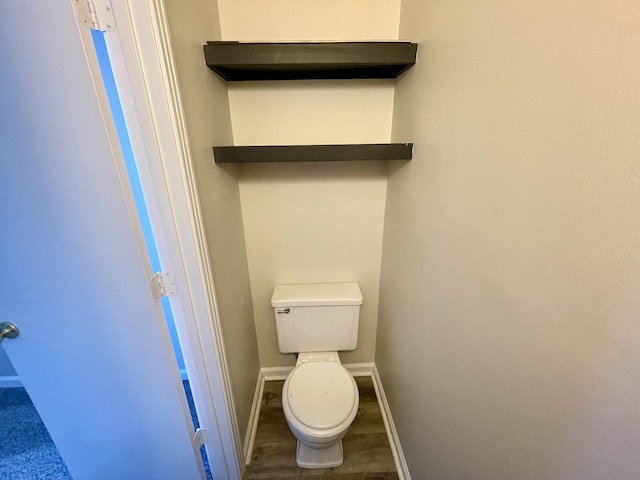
(296, 440), (343, 469)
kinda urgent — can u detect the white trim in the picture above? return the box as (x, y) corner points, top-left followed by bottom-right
(249, 362), (407, 476)
(261, 362), (374, 381)
(260, 366), (293, 381)
(76, 18), (209, 477)
(345, 362), (375, 377)
(372, 365), (412, 480)
(85, 24), (209, 478)
(243, 371), (265, 465)
(103, 2), (242, 479)
(0, 376), (22, 388)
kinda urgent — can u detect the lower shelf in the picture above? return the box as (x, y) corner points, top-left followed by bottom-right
(212, 143), (413, 164)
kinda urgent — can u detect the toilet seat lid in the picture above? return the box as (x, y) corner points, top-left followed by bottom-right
(286, 362), (356, 430)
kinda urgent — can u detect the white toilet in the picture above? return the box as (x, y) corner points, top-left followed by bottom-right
(271, 282), (362, 469)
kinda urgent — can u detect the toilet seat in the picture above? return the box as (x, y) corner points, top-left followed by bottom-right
(284, 362), (357, 431)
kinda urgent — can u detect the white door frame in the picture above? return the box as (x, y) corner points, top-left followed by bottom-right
(93, 1), (243, 478)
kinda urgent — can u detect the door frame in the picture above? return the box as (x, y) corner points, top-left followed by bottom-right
(94, 1), (243, 478)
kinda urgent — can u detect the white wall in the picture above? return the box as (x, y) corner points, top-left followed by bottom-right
(0, 349), (16, 377)
(218, 0), (401, 367)
(164, 0), (260, 443)
(378, 1), (640, 479)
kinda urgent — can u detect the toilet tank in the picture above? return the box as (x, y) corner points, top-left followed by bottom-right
(271, 282), (362, 354)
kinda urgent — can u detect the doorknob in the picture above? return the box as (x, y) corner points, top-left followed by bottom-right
(0, 322), (19, 343)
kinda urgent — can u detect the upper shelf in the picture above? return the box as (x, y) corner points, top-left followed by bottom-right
(203, 41), (418, 81)
(213, 143), (413, 163)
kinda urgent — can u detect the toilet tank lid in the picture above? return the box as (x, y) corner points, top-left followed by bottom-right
(271, 282), (362, 307)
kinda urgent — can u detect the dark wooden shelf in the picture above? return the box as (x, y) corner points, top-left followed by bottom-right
(213, 143), (413, 163)
(204, 42), (417, 81)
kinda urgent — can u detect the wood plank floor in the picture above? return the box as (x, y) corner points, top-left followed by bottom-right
(244, 376), (398, 480)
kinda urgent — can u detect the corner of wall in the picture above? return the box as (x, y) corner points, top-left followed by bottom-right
(163, 0), (260, 448)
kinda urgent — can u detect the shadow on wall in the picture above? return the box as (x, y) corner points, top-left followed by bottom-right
(238, 159), (390, 184)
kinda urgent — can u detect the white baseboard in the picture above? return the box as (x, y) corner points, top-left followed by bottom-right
(260, 366), (292, 381)
(246, 362), (375, 463)
(261, 362), (374, 381)
(372, 365), (411, 480)
(0, 376), (22, 388)
(248, 361), (410, 479)
(345, 362), (375, 377)
(243, 370), (265, 465)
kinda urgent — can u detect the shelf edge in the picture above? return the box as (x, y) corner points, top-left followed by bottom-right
(213, 143), (413, 163)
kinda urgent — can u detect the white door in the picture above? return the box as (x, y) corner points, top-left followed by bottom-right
(0, 2), (202, 479)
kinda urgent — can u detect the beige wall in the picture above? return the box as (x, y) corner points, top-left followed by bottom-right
(217, 0), (401, 41)
(239, 161), (389, 367)
(378, 1), (640, 479)
(218, 0), (401, 367)
(164, 0), (260, 444)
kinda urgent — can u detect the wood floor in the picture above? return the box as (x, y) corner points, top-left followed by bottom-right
(244, 376), (398, 480)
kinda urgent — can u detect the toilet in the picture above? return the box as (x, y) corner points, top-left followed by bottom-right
(271, 282), (362, 469)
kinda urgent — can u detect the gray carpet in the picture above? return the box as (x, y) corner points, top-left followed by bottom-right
(0, 388), (72, 480)
(0, 382), (211, 479)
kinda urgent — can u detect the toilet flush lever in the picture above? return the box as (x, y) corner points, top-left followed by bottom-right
(0, 322), (19, 343)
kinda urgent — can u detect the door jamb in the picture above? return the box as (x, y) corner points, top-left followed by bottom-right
(93, 1), (243, 479)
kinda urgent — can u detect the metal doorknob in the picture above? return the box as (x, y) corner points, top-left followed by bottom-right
(0, 322), (19, 343)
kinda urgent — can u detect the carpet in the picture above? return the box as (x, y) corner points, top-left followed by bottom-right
(0, 388), (72, 480)
(0, 382), (212, 480)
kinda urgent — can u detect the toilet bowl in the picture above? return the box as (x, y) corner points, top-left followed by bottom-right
(282, 352), (359, 469)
